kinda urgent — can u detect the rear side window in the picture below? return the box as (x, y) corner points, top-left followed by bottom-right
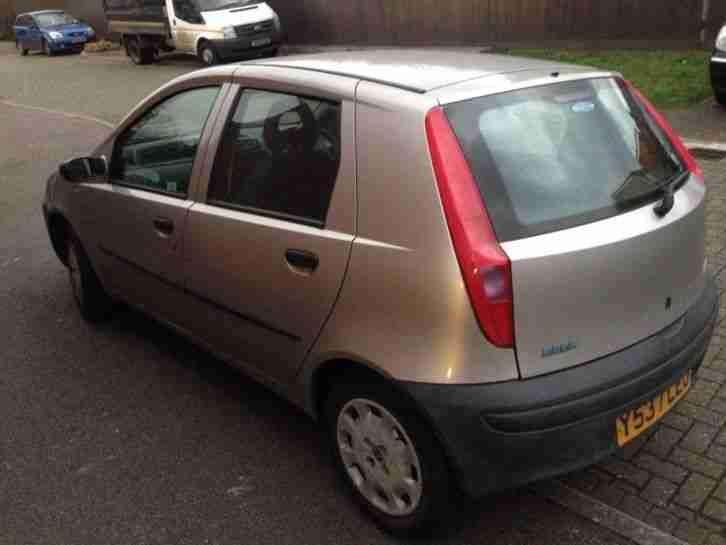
(207, 89), (341, 226)
(445, 78), (684, 241)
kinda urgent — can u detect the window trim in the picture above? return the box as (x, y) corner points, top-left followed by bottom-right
(207, 199), (325, 228)
(109, 85), (222, 199)
(205, 86), (342, 229)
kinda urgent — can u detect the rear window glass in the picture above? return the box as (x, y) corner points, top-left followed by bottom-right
(444, 78), (684, 242)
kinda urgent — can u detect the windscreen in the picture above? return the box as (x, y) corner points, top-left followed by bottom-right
(444, 78), (684, 242)
(196, 0), (262, 11)
(34, 12), (78, 26)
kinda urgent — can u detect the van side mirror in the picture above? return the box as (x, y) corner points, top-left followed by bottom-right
(59, 156), (108, 182)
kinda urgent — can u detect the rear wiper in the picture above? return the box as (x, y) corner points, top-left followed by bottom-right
(653, 169), (689, 218)
(612, 169), (658, 203)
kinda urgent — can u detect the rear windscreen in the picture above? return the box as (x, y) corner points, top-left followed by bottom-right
(444, 78), (684, 242)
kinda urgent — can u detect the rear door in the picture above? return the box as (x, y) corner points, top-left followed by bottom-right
(444, 77), (707, 378)
(26, 16), (43, 50)
(182, 80), (356, 384)
(14, 16), (30, 48)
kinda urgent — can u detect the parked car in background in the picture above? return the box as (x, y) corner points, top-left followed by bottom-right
(14, 10), (95, 56)
(712, 24), (726, 106)
(42, 51), (718, 532)
(104, 0), (282, 66)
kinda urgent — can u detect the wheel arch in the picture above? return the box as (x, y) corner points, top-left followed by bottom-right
(307, 355), (466, 494)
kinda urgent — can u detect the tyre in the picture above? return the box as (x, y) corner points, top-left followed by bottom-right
(125, 36), (155, 65)
(66, 234), (113, 323)
(42, 39), (54, 56)
(16, 41), (28, 56)
(325, 379), (454, 533)
(716, 90), (726, 107)
(198, 41), (219, 66)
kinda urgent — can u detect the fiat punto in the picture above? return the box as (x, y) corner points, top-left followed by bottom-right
(43, 50), (718, 532)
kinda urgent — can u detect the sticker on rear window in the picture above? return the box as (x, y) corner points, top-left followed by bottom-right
(571, 101), (595, 113)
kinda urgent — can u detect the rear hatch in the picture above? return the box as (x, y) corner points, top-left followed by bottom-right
(444, 76), (707, 378)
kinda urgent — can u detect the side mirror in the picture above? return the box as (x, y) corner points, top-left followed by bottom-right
(59, 156), (108, 183)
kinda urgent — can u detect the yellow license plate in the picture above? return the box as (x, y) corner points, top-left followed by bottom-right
(616, 372), (691, 447)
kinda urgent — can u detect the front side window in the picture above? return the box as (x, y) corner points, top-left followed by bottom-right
(445, 78), (683, 241)
(172, 0), (201, 22)
(208, 89), (341, 226)
(34, 12), (78, 27)
(110, 86), (220, 196)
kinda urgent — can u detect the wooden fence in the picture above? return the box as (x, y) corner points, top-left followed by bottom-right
(267, 0), (725, 46)
(5, 0), (726, 45)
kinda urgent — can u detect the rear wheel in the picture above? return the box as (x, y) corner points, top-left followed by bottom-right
(716, 90), (726, 107)
(66, 234), (113, 323)
(198, 41), (218, 66)
(125, 36), (155, 65)
(16, 41), (28, 56)
(325, 379), (454, 533)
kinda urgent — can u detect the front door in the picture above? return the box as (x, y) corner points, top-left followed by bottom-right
(183, 86), (355, 384)
(80, 85), (223, 323)
(166, 0), (205, 53)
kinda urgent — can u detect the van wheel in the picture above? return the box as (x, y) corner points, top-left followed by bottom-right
(198, 41), (218, 66)
(324, 379), (454, 533)
(66, 234), (113, 323)
(716, 90), (726, 107)
(125, 36), (154, 65)
(16, 41), (28, 56)
(42, 39), (54, 56)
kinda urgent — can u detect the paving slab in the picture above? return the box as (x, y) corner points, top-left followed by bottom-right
(561, 155), (726, 545)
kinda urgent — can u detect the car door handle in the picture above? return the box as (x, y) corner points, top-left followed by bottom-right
(153, 217), (174, 236)
(285, 249), (319, 273)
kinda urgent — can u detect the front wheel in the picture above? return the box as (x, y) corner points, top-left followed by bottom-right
(716, 90), (726, 107)
(198, 41), (219, 66)
(42, 39), (53, 56)
(66, 234), (113, 323)
(325, 379), (454, 533)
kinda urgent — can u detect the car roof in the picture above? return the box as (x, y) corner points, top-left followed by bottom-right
(245, 49), (591, 94)
(21, 10), (67, 17)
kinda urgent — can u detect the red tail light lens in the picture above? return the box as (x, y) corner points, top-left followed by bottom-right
(425, 107), (514, 348)
(625, 80), (704, 181)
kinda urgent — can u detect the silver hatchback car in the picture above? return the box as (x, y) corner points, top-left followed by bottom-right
(43, 50), (718, 532)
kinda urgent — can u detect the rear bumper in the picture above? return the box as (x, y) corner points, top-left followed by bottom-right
(402, 276), (719, 497)
(210, 32), (281, 60)
(711, 51), (726, 93)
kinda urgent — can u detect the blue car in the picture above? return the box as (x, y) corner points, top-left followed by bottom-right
(14, 10), (96, 56)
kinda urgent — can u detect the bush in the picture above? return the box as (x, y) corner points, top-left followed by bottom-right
(84, 40), (119, 53)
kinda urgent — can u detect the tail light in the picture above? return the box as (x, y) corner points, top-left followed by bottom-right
(425, 107), (514, 348)
(625, 80), (704, 182)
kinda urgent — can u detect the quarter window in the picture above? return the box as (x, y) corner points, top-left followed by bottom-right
(110, 86), (220, 197)
(208, 89), (341, 226)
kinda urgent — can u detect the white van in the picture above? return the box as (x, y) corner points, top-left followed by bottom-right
(105, 0), (282, 65)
